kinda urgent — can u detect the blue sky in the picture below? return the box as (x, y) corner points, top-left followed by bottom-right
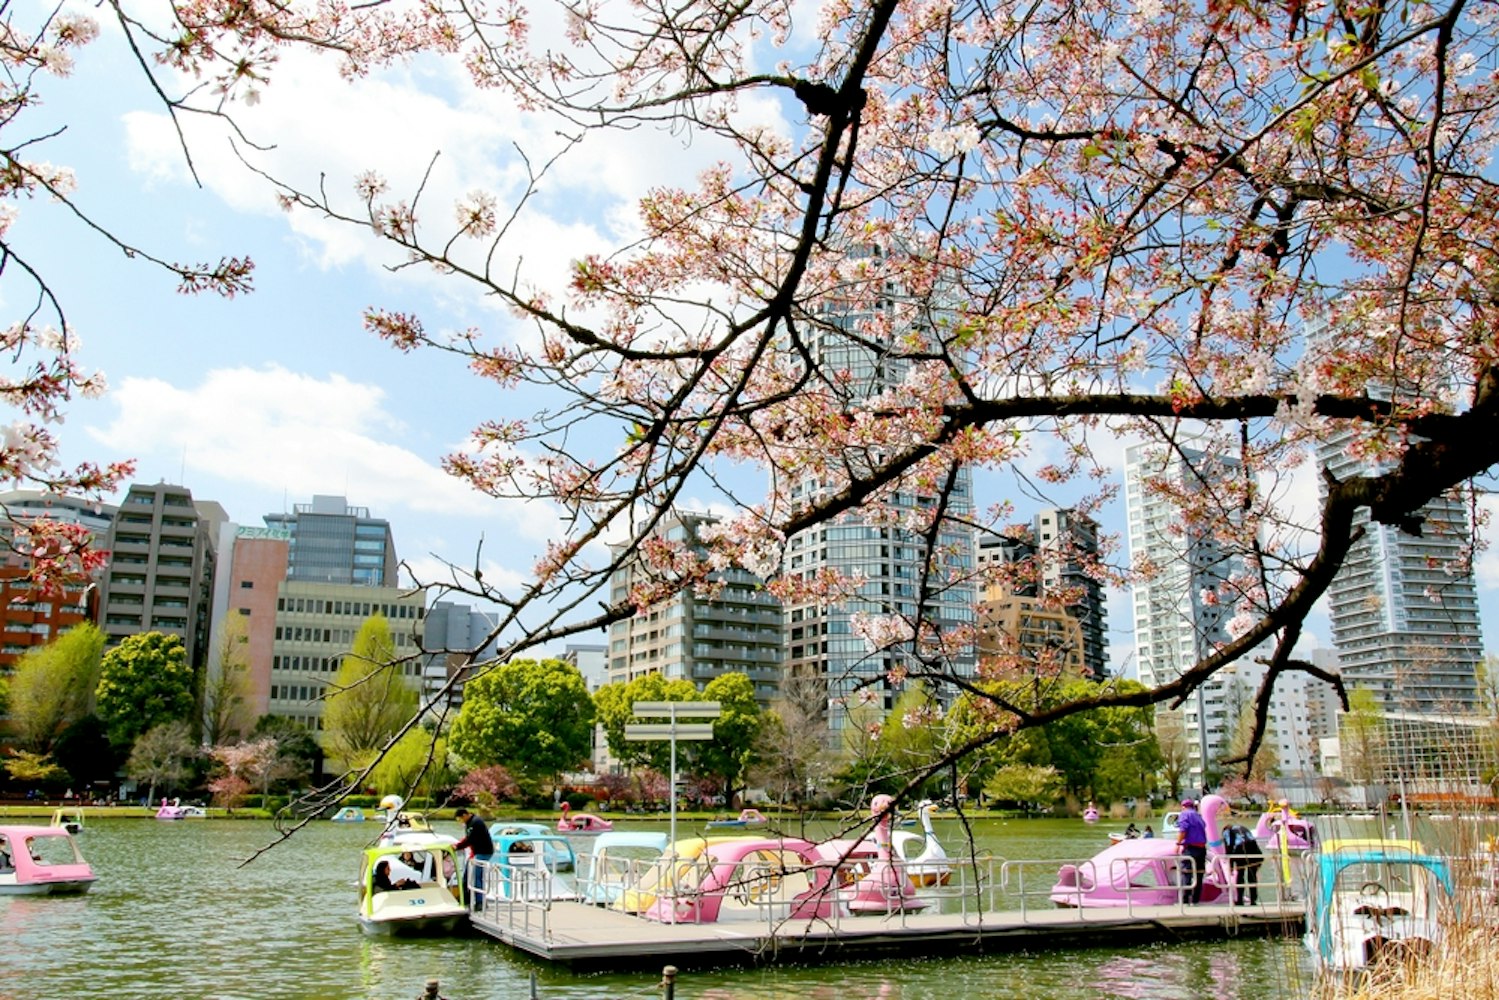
(10, 8), (1498, 674)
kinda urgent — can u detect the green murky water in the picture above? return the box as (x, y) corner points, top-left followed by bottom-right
(0, 815), (1331, 999)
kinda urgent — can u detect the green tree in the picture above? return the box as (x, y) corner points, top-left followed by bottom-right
(96, 632), (193, 751)
(1342, 688), (1387, 787)
(202, 612), (254, 747)
(8, 623), (104, 751)
(3, 750), (68, 787)
(322, 614), (418, 770)
(984, 764), (1063, 811)
(369, 727), (453, 798)
(593, 672), (700, 773)
(125, 720), (197, 804)
(449, 658), (594, 782)
(691, 672), (764, 807)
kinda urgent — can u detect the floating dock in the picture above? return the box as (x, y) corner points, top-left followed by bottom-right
(469, 898), (1304, 971)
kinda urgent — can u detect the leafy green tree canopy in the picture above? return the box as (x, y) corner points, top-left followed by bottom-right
(593, 672), (700, 773)
(449, 658), (595, 781)
(322, 614), (418, 770)
(96, 632), (193, 750)
(692, 672), (765, 804)
(53, 715), (120, 788)
(8, 623), (104, 751)
(368, 727), (451, 797)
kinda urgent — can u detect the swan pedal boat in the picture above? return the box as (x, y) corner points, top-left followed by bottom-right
(490, 822), (574, 872)
(488, 832), (580, 902)
(705, 808), (768, 830)
(1304, 838), (1454, 972)
(329, 807), (366, 823)
(155, 800), (207, 820)
(0, 825), (96, 895)
(576, 830), (669, 905)
(357, 842), (467, 937)
(1051, 795), (1232, 907)
(638, 836), (844, 924)
(49, 809), (83, 835)
(556, 802), (613, 833)
(891, 800), (952, 887)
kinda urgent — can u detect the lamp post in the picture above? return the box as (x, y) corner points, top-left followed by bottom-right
(625, 700), (721, 847)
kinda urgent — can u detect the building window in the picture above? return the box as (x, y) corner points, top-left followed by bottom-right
(240, 581), (254, 589)
(238, 608), (251, 616)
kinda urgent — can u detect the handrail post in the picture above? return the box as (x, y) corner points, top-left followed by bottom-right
(661, 965), (678, 1000)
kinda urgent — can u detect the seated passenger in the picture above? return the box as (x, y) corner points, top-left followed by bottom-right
(373, 860), (419, 892)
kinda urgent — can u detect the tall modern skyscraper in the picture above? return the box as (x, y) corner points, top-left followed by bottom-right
(1314, 441), (1482, 713)
(780, 252), (977, 730)
(1125, 443), (1245, 786)
(264, 495), (397, 587)
(975, 508), (1108, 678)
(608, 511), (783, 708)
(1304, 313), (1483, 714)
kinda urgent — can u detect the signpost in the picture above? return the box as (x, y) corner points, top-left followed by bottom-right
(625, 701), (722, 847)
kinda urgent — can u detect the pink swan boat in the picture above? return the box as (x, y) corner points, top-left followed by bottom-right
(638, 836), (840, 924)
(840, 794), (927, 915)
(557, 801), (613, 833)
(1050, 794), (1232, 907)
(1253, 801), (1317, 852)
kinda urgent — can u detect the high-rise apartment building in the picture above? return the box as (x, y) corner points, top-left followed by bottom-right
(1125, 443), (1245, 786)
(975, 508), (1108, 678)
(99, 483), (221, 669)
(780, 253), (977, 729)
(1306, 317), (1483, 714)
(264, 495), (397, 587)
(1316, 443), (1482, 715)
(608, 511), (783, 707)
(0, 491), (116, 666)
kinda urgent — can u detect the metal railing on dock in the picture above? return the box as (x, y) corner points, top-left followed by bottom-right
(466, 846), (1308, 944)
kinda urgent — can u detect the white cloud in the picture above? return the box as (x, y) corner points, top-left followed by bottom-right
(119, 46), (794, 338)
(85, 364), (552, 527)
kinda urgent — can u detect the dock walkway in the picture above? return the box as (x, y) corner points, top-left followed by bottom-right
(469, 898), (1304, 970)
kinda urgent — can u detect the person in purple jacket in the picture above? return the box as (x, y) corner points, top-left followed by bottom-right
(1175, 798), (1208, 904)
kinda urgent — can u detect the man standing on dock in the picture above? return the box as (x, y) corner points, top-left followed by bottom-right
(1175, 799), (1208, 904)
(454, 807), (496, 906)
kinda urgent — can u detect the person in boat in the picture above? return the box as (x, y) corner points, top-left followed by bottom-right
(373, 860), (419, 892)
(1175, 798), (1209, 905)
(453, 807), (495, 903)
(1142, 825), (1154, 839)
(0, 836), (10, 872)
(1124, 823), (1140, 839)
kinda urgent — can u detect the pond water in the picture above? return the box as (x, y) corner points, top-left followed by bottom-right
(0, 813), (1347, 999)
